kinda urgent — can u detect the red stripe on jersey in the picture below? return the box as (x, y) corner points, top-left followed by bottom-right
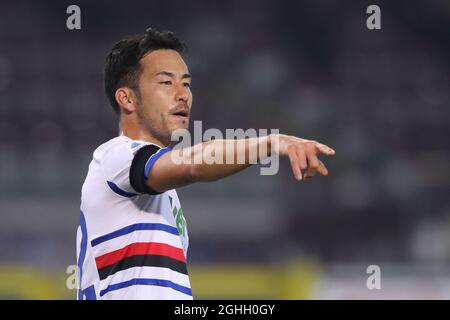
(95, 242), (186, 270)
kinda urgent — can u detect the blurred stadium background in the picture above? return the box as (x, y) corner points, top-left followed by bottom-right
(0, 0), (449, 299)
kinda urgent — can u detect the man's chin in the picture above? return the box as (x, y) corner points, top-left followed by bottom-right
(168, 123), (190, 147)
(170, 117), (189, 129)
(169, 121), (190, 137)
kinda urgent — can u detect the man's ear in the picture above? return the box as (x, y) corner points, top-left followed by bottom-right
(115, 87), (136, 114)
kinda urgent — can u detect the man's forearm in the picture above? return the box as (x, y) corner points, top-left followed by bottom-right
(187, 135), (273, 182)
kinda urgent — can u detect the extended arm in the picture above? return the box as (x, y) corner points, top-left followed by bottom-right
(146, 134), (335, 193)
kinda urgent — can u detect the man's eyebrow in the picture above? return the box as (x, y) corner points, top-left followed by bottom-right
(155, 71), (191, 79)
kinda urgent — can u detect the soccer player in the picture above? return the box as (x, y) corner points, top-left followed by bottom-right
(76, 28), (336, 300)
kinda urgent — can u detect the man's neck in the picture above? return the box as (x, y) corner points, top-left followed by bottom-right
(119, 119), (168, 147)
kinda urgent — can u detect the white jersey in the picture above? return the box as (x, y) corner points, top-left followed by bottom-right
(76, 135), (191, 300)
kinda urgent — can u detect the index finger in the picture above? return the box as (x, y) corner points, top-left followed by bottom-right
(315, 143), (335, 156)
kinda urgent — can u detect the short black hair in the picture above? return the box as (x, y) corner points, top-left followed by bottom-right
(104, 28), (185, 115)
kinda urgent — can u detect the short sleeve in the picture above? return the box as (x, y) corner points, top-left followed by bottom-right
(130, 144), (172, 194)
(101, 139), (171, 197)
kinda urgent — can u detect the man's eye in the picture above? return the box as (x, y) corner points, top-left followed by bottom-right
(160, 81), (172, 85)
(183, 83), (191, 88)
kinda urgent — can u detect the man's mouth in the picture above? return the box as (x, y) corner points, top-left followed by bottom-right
(171, 110), (189, 117)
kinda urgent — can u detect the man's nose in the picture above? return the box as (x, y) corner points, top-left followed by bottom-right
(175, 84), (189, 102)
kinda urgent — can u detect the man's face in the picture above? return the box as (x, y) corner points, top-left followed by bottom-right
(134, 49), (192, 145)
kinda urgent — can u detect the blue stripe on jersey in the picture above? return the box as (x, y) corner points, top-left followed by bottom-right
(107, 181), (139, 198)
(144, 147), (172, 180)
(77, 211), (88, 300)
(82, 285), (97, 300)
(91, 223), (180, 247)
(99, 278), (193, 297)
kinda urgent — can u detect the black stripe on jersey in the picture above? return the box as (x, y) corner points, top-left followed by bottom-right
(130, 144), (162, 195)
(98, 255), (188, 280)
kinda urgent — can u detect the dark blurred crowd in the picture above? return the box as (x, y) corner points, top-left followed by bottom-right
(0, 0), (449, 268)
